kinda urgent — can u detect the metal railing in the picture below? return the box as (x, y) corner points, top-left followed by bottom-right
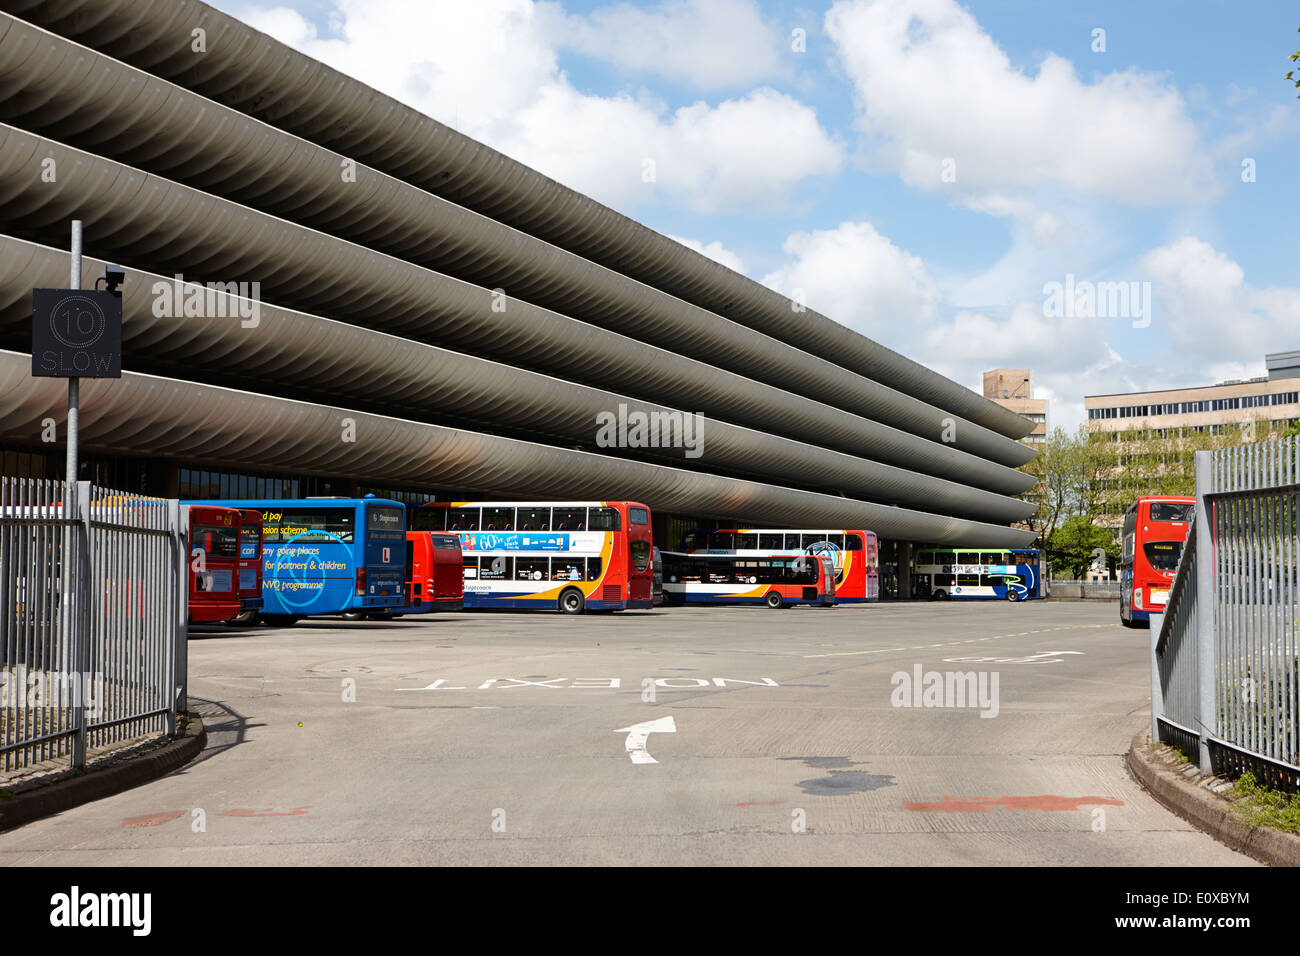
(1152, 436), (1300, 790)
(1051, 579), (1121, 599)
(0, 478), (189, 773)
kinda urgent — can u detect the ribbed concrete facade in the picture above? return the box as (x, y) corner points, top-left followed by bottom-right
(0, 1), (1037, 546)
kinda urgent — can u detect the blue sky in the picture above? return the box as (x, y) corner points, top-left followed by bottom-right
(214, 0), (1300, 430)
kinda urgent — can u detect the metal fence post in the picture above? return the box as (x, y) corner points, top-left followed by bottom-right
(70, 481), (92, 768)
(1194, 451), (1215, 773)
(1149, 611), (1164, 743)
(173, 500), (189, 725)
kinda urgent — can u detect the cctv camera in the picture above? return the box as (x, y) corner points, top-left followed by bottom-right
(103, 263), (124, 295)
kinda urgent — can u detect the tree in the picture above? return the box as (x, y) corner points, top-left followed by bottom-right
(1047, 514), (1116, 579)
(1288, 27), (1300, 97)
(1019, 425), (1109, 542)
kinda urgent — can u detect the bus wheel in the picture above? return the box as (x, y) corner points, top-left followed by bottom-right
(765, 592), (783, 609)
(1006, 589), (1021, 602)
(341, 611), (365, 622)
(229, 611), (259, 626)
(558, 588), (586, 614)
(931, 590), (948, 601)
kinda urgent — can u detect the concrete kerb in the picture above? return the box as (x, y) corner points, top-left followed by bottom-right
(1128, 729), (1299, 866)
(0, 710), (206, 832)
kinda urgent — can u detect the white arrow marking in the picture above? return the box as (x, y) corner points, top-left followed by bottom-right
(614, 716), (676, 764)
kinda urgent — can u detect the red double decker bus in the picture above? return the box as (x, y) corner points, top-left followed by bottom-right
(188, 505), (242, 624)
(1120, 495), (1194, 627)
(401, 531), (464, 612)
(680, 527), (880, 602)
(413, 501), (653, 612)
(233, 508), (263, 620)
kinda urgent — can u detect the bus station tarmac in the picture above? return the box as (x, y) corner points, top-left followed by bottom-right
(0, 601), (1255, 866)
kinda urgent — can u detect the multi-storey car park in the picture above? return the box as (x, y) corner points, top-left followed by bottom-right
(0, 0), (1039, 590)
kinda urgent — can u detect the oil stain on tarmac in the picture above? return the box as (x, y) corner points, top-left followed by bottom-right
(780, 756), (896, 795)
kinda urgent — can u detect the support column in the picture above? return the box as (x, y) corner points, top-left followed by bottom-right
(898, 541), (913, 601)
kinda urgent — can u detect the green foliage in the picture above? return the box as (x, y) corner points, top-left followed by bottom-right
(1047, 514), (1116, 578)
(1230, 772), (1300, 833)
(1288, 27), (1300, 96)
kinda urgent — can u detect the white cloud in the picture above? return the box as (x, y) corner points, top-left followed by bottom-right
(540, 0), (786, 90)
(1140, 237), (1300, 363)
(824, 0), (1216, 206)
(667, 235), (746, 274)
(759, 220), (939, 340)
(227, 0), (841, 213)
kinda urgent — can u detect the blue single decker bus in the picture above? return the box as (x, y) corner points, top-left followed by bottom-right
(191, 496), (407, 623)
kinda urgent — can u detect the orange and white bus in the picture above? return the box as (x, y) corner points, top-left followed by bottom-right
(413, 501), (653, 613)
(680, 527), (880, 602)
(660, 551), (836, 608)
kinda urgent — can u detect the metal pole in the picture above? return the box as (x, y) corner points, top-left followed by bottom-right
(67, 220), (80, 490)
(65, 221), (83, 765)
(1194, 450), (1216, 774)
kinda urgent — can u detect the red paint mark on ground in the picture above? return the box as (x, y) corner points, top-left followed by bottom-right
(121, 811), (185, 828)
(220, 805), (312, 819)
(905, 795), (1123, 813)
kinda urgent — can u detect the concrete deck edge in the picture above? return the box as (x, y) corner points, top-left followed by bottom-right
(1128, 729), (1299, 866)
(0, 710), (206, 832)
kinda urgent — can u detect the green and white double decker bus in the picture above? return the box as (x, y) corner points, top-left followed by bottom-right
(912, 548), (1047, 602)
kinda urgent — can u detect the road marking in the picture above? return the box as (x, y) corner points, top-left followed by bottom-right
(615, 715), (676, 764)
(943, 650), (1085, 664)
(803, 624), (1108, 658)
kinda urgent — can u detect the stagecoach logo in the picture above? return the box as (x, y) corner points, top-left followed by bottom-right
(31, 289), (122, 378)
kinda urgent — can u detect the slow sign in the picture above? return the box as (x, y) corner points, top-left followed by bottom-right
(31, 288), (122, 378)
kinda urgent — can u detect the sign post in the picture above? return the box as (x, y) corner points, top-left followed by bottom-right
(30, 223), (123, 765)
(31, 221), (124, 479)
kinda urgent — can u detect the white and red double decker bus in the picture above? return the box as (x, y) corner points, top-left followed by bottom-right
(414, 501), (653, 613)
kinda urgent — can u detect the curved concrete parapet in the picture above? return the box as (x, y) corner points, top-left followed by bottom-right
(0, 0), (1036, 442)
(0, 350), (1037, 546)
(0, 128), (1038, 514)
(0, 234), (1034, 502)
(0, 239), (1032, 522)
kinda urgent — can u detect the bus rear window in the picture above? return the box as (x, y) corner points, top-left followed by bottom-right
(366, 506), (405, 533)
(265, 509), (354, 544)
(629, 507), (649, 526)
(432, 535), (460, 551)
(194, 525), (239, 558)
(1144, 541), (1182, 571)
(1150, 503), (1192, 523)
